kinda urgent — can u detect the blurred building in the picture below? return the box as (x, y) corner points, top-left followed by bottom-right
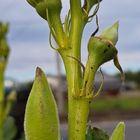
(47, 72), (122, 97)
(94, 72), (122, 96)
(4, 77), (16, 94)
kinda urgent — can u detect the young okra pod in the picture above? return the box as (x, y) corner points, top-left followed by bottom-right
(24, 67), (60, 140)
(82, 22), (123, 96)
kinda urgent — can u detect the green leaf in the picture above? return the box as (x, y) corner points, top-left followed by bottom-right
(18, 133), (25, 140)
(86, 126), (109, 140)
(24, 67), (60, 140)
(109, 122), (125, 140)
(4, 117), (17, 140)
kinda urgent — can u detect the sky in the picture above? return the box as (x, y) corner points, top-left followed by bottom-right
(0, 0), (140, 82)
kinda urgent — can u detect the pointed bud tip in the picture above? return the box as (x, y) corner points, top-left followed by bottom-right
(36, 67), (43, 77)
(113, 21), (119, 30)
(117, 122), (125, 130)
(119, 122), (125, 126)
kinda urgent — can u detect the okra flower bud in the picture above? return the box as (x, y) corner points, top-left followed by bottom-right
(99, 21), (124, 79)
(24, 67), (60, 140)
(110, 122), (125, 140)
(27, 0), (62, 20)
(88, 22), (121, 68)
(83, 22), (123, 93)
(27, 0), (65, 49)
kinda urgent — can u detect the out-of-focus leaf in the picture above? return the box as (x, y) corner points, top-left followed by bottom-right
(4, 116), (17, 140)
(24, 67), (60, 140)
(18, 133), (25, 140)
(109, 122), (125, 140)
(86, 126), (109, 140)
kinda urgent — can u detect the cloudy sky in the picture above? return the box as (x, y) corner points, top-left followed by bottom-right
(0, 0), (140, 82)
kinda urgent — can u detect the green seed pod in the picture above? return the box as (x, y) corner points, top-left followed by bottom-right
(35, 2), (48, 20)
(27, 0), (42, 7)
(24, 67), (60, 140)
(45, 0), (62, 11)
(109, 122), (125, 140)
(27, 0), (62, 20)
(88, 36), (117, 67)
(26, 0), (65, 49)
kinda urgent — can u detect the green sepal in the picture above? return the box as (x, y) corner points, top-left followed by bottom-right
(113, 56), (125, 80)
(86, 126), (109, 140)
(109, 122), (125, 140)
(100, 21), (119, 46)
(24, 67), (60, 140)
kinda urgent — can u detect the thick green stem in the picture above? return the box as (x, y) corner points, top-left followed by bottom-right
(60, 7), (87, 135)
(59, 1), (97, 139)
(69, 0), (83, 96)
(59, 1), (91, 140)
(61, 51), (99, 140)
(61, 55), (90, 140)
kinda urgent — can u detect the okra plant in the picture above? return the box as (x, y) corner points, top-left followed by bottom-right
(25, 0), (125, 140)
(0, 22), (17, 140)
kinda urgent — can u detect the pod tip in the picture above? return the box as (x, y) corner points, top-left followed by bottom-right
(36, 67), (43, 77)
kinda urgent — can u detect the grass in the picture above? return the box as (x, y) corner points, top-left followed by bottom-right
(90, 96), (140, 112)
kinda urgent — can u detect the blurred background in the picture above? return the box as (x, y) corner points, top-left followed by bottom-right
(1, 0), (140, 140)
